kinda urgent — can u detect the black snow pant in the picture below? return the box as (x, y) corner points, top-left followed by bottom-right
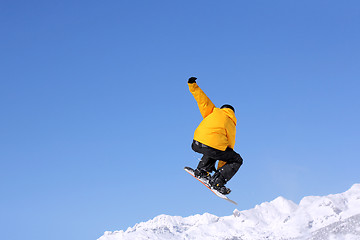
(191, 140), (243, 183)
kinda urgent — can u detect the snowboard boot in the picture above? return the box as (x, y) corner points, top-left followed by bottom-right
(210, 172), (231, 195)
(194, 168), (211, 181)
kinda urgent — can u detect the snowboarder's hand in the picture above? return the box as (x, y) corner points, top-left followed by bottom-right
(188, 77), (197, 84)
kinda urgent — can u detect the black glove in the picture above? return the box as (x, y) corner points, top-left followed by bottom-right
(188, 77), (197, 84)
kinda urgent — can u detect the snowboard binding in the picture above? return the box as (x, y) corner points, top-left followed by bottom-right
(209, 171), (231, 195)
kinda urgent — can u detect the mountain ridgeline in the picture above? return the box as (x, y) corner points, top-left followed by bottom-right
(99, 184), (360, 240)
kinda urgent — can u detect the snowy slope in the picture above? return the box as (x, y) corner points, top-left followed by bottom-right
(98, 184), (360, 240)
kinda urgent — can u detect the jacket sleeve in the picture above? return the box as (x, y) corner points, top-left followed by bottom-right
(188, 83), (215, 118)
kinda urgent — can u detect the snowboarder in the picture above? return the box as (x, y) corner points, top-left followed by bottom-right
(188, 77), (243, 195)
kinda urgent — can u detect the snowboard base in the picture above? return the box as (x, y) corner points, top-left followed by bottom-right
(184, 166), (237, 205)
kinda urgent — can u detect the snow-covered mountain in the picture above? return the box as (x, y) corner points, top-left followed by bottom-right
(99, 184), (360, 240)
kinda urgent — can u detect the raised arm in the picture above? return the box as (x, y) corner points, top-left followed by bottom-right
(188, 77), (215, 118)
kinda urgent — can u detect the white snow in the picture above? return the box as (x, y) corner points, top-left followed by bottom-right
(98, 184), (360, 240)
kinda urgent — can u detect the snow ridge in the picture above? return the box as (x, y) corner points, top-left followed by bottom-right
(99, 184), (360, 240)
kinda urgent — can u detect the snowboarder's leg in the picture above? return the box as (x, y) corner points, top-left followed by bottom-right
(215, 148), (243, 182)
(196, 155), (217, 173)
(191, 140), (243, 194)
(208, 148), (243, 194)
(191, 141), (217, 179)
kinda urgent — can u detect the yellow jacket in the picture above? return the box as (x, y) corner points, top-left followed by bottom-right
(188, 82), (237, 153)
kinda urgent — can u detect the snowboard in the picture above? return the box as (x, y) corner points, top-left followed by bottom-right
(184, 166), (237, 205)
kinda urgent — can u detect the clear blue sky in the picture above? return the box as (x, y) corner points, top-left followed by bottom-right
(1, 1), (359, 240)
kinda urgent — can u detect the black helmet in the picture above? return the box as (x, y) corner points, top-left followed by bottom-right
(220, 104), (235, 113)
